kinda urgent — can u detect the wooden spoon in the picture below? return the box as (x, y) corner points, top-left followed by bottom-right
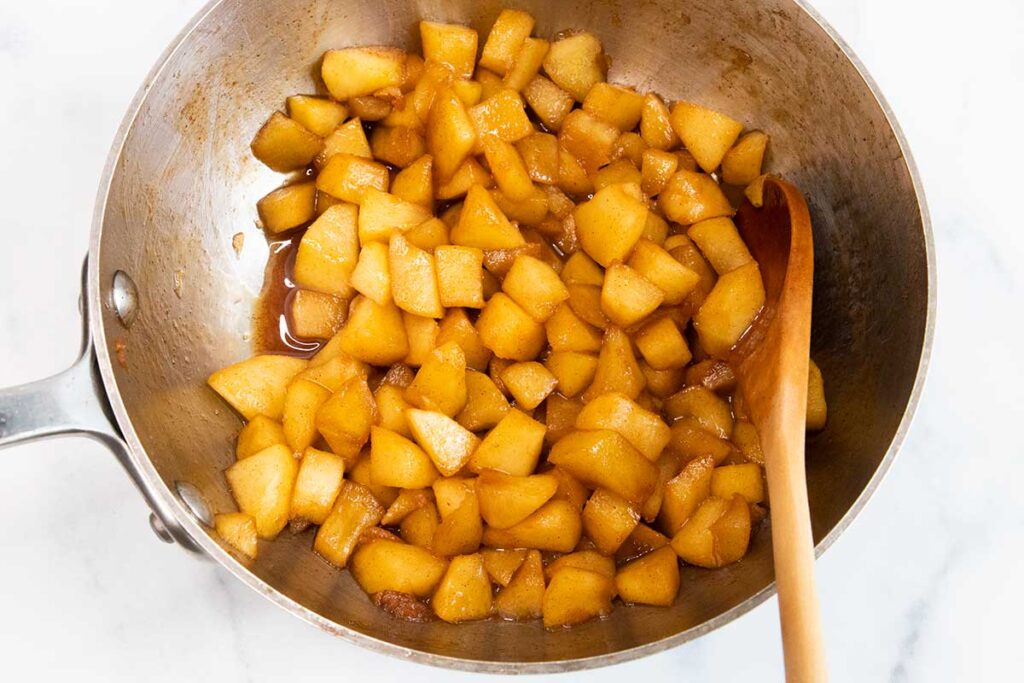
(728, 177), (826, 682)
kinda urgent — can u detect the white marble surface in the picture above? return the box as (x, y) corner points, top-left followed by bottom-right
(0, 0), (1021, 680)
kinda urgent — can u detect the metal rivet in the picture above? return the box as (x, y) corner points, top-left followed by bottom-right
(111, 270), (139, 327)
(149, 513), (174, 543)
(176, 481), (213, 526)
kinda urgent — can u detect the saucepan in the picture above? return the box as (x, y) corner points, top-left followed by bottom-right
(0, 0), (933, 672)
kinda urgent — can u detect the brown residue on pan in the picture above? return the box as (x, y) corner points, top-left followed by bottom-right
(114, 338), (129, 368)
(371, 591), (435, 623)
(232, 232), (245, 257)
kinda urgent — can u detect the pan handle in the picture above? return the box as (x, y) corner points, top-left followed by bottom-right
(0, 260), (206, 555)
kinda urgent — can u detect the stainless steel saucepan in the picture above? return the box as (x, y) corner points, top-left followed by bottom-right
(0, 0), (934, 672)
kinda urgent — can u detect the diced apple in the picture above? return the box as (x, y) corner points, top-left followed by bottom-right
(575, 392), (671, 461)
(722, 131), (768, 186)
(419, 21), (478, 79)
(658, 170), (735, 226)
(693, 261), (765, 357)
(235, 415), (287, 465)
(482, 499), (581, 553)
(544, 351), (598, 398)
(687, 217), (754, 274)
(558, 109), (619, 174)
(504, 37), (550, 92)
(468, 408), (546, 475)
(640, 94), (680, 151)
(407, 409), (480, 476)
(542, 33), (606, 101)
(481, 548), (528, 586)
(208, 355), (307, 421)
(664, 385), (734, 438)
(389, 233), (444, 318)
(476, 293), (547, 361)
(358, 189), (433, 244)
(432, 553), (492, 622)
(583, 82), (644, 131)
(350, 538), (448, 597)
(404, 342), (468, 417)
(370, 426), (440, 489)
(634, 316), (692, 370)
(437, 308), (493, 370)
(582, 488), (640, 554)
(542, 567), (614, 628)
(547, 429), (658, 504)
(495, 549), (545, 620)
(315, 118), (372, 167)
(600, 264), (664, 328)
(293, 204), (359, 297)
(316, 154), (389, 204)
(615, 545), (679, 606)
(574, 184), (648, 267)
(290, 448), (346, 527)
(214, 512), (258, 559)
(340, 296), (409, 365)
(582, 327), (646, 402)
(523, 76), (575, 131)
(225, 444), (299, 539)
(391, 154), (435, 209)
(476, 469), (558, 529)
(427, 86), (478, 182)
(450, 184), (525, 249)
(658, 454), (714, 534)
(322, 47), (406, 100)
(669, 101), (743, 173)
(480, 9), (535, 75)
(251, 112), (323, 172)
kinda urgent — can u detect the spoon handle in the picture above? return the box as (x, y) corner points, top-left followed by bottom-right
(761, 373), (828, 682)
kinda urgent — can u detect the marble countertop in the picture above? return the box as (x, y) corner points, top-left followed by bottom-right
(1, 0), (1020, 680)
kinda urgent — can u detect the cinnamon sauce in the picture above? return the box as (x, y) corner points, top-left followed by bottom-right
(252, 235), (323, 358)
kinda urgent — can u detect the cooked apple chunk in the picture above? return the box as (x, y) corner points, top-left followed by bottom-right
(225, 444), (299, 539)
(476, 293), (546, 361)
(575, 392), (671, 461)
(235, 415), (287, 460)
(432, 554), (492, 623)
(480, 9), (535, 75)
(286, 95), (347, 137)
(322, 47), (406, 100)
(495, 549), (545, 620)
(807, 357), (828, 430)
(542, 567), (614, 628)
(257, 182), (317, 234)
(615, 545), (680, 606)
(350, 539), (448, 597)
(290, 448), (346, 528)
(721, 131), (769, 186)
(468, 408), (546, 475)
(548, 430), (657, 505)
(542, 32), (606, 102)
(208, 355), (307, 421)
(476, 469), (558, 529)
(293, 204), (359, 298)
(574, 184), (648, 267)
(693, 261), (766, 357)
(407, 409), (480, 477)
(482, 499), (581, 553)
(214, 512), (258, 559)
(658, 170), (734, 226)
(251, 112), (323, 173)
